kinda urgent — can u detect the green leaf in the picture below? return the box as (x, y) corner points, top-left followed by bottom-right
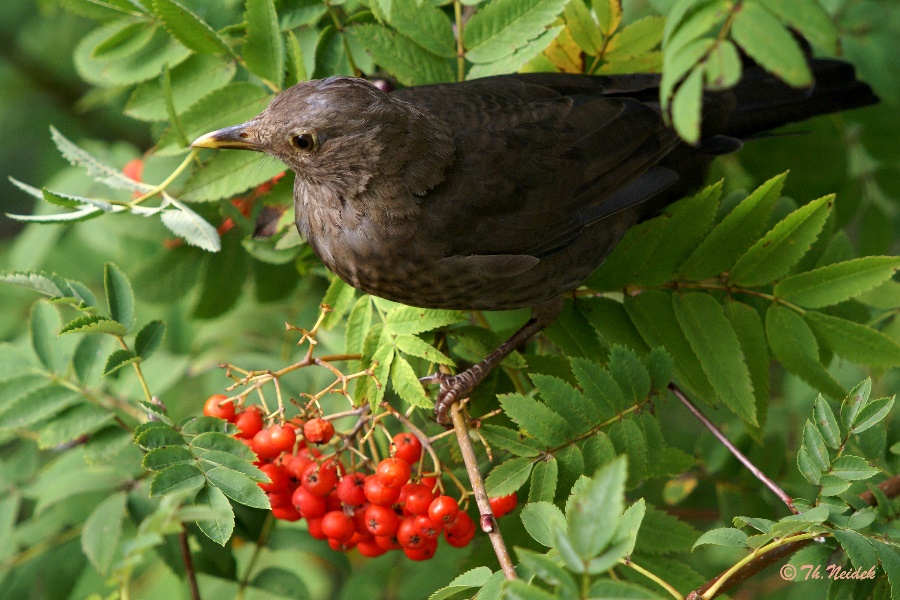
(390, 355), (432, 408)
(724, 299), (769, 435)
(374, 0), (455, 59)
(564, 0), (603, 55)
(635, 506), (700, 555)
(765, 305), (845, 400)
(464, 0), (568, 64)
(704, 39), (742, 90)
(479, 424), (543, 457)
(802, 419), (830, 472)
(831, 456), (879, 481)
(73, 335), (108, 385)
(567, 456), (627, 559)
(181, 152), (285, 205)
(833, 530), (877, 571)
(150, 463), (206, 496)
(394, 334), (454, 367)
(608, 419), (647, 486)
(345, 295), (373, 355)
(814, 395), (841, 449)
(730, 194), (833, 287)
(103, 263), (135, 333)
(143, 446), (194, 471)
(37, 404), (112, 449)
(520, 501), (565, 547)
(607, 15), (665, 57)
(502, 580), (560, 600)
(0, 270), (96, 308)
(59, 315), (126, 336)
(730, 0), (812, 88)
(841, 379), (871, 432)
(514, 548), (578, 595)
(384, 307), (466, 336)
(796, 446), (821, 485)
(192, 230), (247, 317)
(581, 432), (617, 475)
(149, 0), (231, 55)
(804, 311), (900, 369)
(467, 25), (563, 79)
(589, 211), (668, 290)
(205, 466), (270, 509)
(0, 385), (80, 430)
(613, 498), (646, 556)
(91, 19), (156, 60)
(851, 396), (895, 434)
(528, 458), (558, 503)
(250, 568), (309, 598)
(569, 357), (623, 418)
(775, 257), (900, 308)
(320, 277), (357, 329)
(135, 320), (167, 359)
(190, 431), (257, 462)
(680, 172), (786, 279)
(531, 374), (593, 431)
(872, 541), (900, 599)
(591, 0), (622, 36)
(429, 567), (494, 600)
(104, 348), (139, 376)
(608, 345), (651, 405)
(135, 422), (185, 449)
(543, 302), (606, 363)
(673, 293), (757, 424)
(819, 474), (850, 496)
(30, 301), (62, 373)
(84, 427), (134, 465)
(693, 527), (748, 549)
(485, 457), (534, 497)
(81, 491), (127, 574)
(764, 0), (838, 54)
(126, 54), (236, 121)
(194, 484), (234, 546)
(498, 393), (573, 447)
(197, 449), (267, 481)
(244, 0), (284, 87)
(50, 127), (149, 194)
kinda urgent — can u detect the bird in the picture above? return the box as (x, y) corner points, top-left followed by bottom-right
(191, 59), (878, 424)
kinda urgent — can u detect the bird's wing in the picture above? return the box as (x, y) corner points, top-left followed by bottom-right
(394, 75), (683, 260)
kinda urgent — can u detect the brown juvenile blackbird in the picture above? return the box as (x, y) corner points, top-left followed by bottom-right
(192, 60), (877, 423)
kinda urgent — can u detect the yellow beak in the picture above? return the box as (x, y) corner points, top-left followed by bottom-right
(191, 122), (261, 151)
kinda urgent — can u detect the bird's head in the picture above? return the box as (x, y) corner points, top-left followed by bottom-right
(192, 77), (452, 197)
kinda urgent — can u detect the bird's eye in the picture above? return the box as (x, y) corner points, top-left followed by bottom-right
(292, 132), (318, 152)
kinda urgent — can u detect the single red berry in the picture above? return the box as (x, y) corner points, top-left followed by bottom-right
(444, 511), (476, 547)
(392, 432), (422, 465)
(292, 485), (326, 519)
(414, 514), (442, 539)
(427, 495), (459, 525)
(488, 493), (518, 518)
(272, 503), (302, 521)
(284, 451), (314, 479)
(350, 530), (373, 545)
(401, 483), (435, 516)
(301, 461), (338, 496)
(419, 476), (439, 493)
(321, 510), (355, 543)
(403, 539), (437, 561)
(325, 491), (343, 512)
(123, 158), (144, 182)
(304, 418), (334, 444)
(397, 516), (424, 549)
(328, 538), (355, 552)
(376, 457), (411, 489)
(269, 424), (297, 453)
(356, 538), (387, 557)
(251, 429), (281, 460)
(258, 463), (289, 493)
(374, 534), (401, 551)
(351, 504), (371, 535)
(233, 407), (263, 439)
(306, 517), (327, 540)
(203, 394), (235, 421)
(364, 504), (400, 537)
(336, 473), (367, 507)
(364, 474), (401, 506)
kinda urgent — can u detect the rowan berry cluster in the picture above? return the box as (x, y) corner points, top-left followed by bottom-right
(202, 394), (517, 561)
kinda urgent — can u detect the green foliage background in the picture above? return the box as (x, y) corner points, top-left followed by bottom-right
(0, 0), (898, 599)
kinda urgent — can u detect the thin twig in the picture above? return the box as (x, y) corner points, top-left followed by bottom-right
(449, 402), (517, 580)
(670, 384), (797, 513)
(620, 558), (683, 600)
(178, 527), (201, 600)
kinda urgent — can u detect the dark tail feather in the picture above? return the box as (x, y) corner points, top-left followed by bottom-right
(725, 59), (879, 138)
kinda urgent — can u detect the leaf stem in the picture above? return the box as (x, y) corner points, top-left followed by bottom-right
(128, 150), (198, 207)
(454, 1), (465, 81)
(620, 558), (684, 600)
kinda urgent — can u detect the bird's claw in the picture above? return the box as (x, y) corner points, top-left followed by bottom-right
(434, 376), (465, 425)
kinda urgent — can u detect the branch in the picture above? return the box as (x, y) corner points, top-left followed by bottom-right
(449, 402), (517, 580)
(178, 527), (201, 600)
(670, 384), (796, 513)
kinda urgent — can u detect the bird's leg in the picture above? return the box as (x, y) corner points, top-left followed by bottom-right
(433, 298), (563, 425)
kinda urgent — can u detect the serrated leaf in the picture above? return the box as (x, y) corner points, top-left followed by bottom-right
(190, 431), (257, 462)
(671, 59), (703, 143)
(0, 270), (95, 308)
(135, 422), (184, 449)
(567, 456), (627, 559)
(375, 0), (455, 59)
(205, 466), (269, 509)
(608, 419), (647, 486)
(804, 311), (900, 369)
(320, 276), (356, 329)
(608, 345), (651, 405)
(814, 395), (841, 449)
(831, 456), (878, 481)
(693, 527), (748, 549)
(851, 396), (895, 434)
(833, 529), (877, 571)
(528, 458), (558, 503)
(464, 0), (568, 64)
(775, 257), (900, 309)
(819, 474), (850, 496)
(764, 0), (838, 55)
(126, 54), (236, 121)
(484, 457), (534, 497)
(90, 19), (155, 60)
(841, 378), (871, 432)
(84, 427), (133, 465)
(502, 580), (560, 600)
(802, 419), (830, 472)
(104, 348), (138, 376)
(428, 567), (493, 600)
(194, 484), (234, 546)
(723, 299), (769, 436)
(592, 0), (622, 37)
(796, 446), (821, 485)
(565, 0), (603, 55)
(515, 548), (578, 595)
(499, 393), (572, 447)
(390, 355), (432, 408)
(81, 492), (127, 574)
(393, 334), (454, 367)
(582, 432), (617, 475)
(607, 15), (665, 57)
(661, 36), (714, 110)
(589, 210), (668, 290)
(143, 446), (194, 471)
(345, 295), (372, 356)
(104, 262), (135, 333)
(73, 335), (108, 386)
(37, 404), (112, 449)
(150, 463), (205, 496)
(766, 305), (845, 400)
(872, 541), (900, 598)
(160, 201), (221, 252)
(50, 127), (150, 193)
(731, 0), (812, 88)
(149, 0), (231, 55)
(673, 293), (756, 425)
(479, 424), (543, 457)
(135, 320), (166, 360)
(58, 315), (127, 336)
(384, 306), (465, 335)
(469, 25), (564, 79)
(568, 357), (622, 418)
(181, 152), (284, 205)
(531, 373), (593, 431)
(543, 301), (607, 362)
(197, 449), (267, 481)
(704, 39), (742, 90)
(520, 500), (566, 547)
(244, 0), (284, 87)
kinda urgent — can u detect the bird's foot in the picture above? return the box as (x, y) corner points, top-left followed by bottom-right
(432, 368), (482, 425)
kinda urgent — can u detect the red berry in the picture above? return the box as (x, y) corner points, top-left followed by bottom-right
(356, 538), (387, 557)
(392, 432), (422, 465)
(403, 540), (436, 561)
(258, 463), (289, 493)
(251, 429), (281, 460)
(397, 517), (424, 549)
(336, 473), (367, 507)
(304, 418), (335, 444)
(306, 518), (327, 540)
(203, 394), (235, 421)
(401, 483), (435, 516)
(489, 493), (517, 518)
(374, 534), (401, 551)
(269, 424), (297, 453)
(364, 504), (400, 537)
(292, 486), (326, 519)
(301, 461), (338, 496)
(427, 496), (459, 525)
(414, 514), (442, 539)
(321, 510), (355, 543)
(364, 474), (401, 506)
(123, 158), (144, 182)
(444, 511), (476, 547)
(284, 451), (314, 479)
(328, 538), (354, 552)
(272, 503), (301, 521)
(419, 476), (439, 493)
(233, 407), (263, 439)
(376, 457), (411, 489)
